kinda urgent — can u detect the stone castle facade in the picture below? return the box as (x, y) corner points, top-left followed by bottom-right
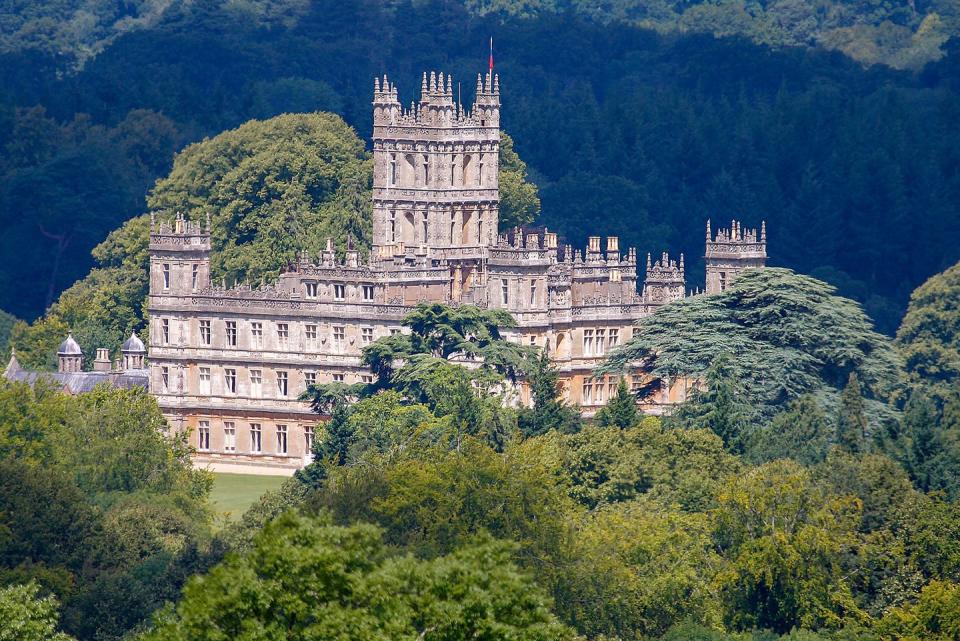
(146, 70), (768, 474)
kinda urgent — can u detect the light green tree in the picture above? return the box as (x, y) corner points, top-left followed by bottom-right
(0, 582), (75, 641)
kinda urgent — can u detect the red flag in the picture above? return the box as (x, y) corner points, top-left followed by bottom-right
(489, 37), (494, 71)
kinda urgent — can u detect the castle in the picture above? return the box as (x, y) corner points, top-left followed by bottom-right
(143, 71), (766, 473)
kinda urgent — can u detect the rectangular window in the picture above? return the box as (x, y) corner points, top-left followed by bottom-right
(162, 264), (170, 290)
(334, 284), (346, 300)
(199, 367), (211, 395)
(608, 328), (619, 349)
(583, 329), (594, 356)
(333, 326), (345, 350)
(361, 374), (373, 384)
(224, 368), (237, 394)
(251, 322), (263, 349)
(582, 380), (593, 404)
(224, 422), (236, 452)
(332, 373), (345, 383)
(199, 320), (211, 346)
(304, 426), (315, 455)
(250, 423), (262, 453)
(595, 329), (606, 356)
(250, 369), (262, 398)
(529, 335), (537, 346)
(192, 264), (199, 289)
(632, 327), (641, 338)
(631, 374), (643, 392)
(276, 425), (288, 454)
(276, 370), (288, 397)
(304, 282), (318, 298)
(362, 285), (374, 301)
(719, 272), (727, 291)
(390, 154), (397, 186)
(390, 328), (401, 336)
(304, 371), (317, 388)
(225, 321), (237, 347)
(361, 327), (374, 345)
(161, 366), (169, 392)
(530, 280), (537, 306)
(198, 421), (210, 451)
(276, 323), (288, 348)
(160, 318), (170, 344)
(305, 324), (318, 349)
(596, 378), (606, 404)
(501, 279), (509, 306)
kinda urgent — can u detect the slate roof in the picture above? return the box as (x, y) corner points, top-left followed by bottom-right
(3, 355), (148, 394)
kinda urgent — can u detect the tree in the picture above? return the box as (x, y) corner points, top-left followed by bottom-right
(746, 395), (831, 466)
(594, 377), (639, 429)
(837, 373), (868, 454)
(498, 132), (541, 229)
(670, 353), (752, 452)
(518, 352), (581, 438)
(897, 261), (960, 400)
(600, 269), (903, 426)
(138, 512), (576, 641)
(0, 582), (75, 641)
(875, 580), (960, 641)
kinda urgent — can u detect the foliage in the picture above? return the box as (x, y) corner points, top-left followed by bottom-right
(745, 395), (831, 466)
(836, 373), (869, 454)
(0, 381), (213, 641)
(896, 261), (960, 399)
(0, 582), (74, 641)
(669, 353), (753, 451)
(139, 511), (576, 641)
(518, 352), (581, 437)
(874, 580), (960, 641)
(601, 269), (904, 427)
(595, 377), (639, 429)
(498, 131), (540, 229)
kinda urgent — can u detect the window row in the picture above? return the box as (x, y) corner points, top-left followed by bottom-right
(580, 375), (646, 406)
(159, 366), (373, 397)
(156, 317), (397, 350)
(196, 420), (314, 456)
(302, 281), (375, 302)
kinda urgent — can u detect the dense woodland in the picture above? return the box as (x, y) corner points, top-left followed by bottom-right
(3, 1), (960, 640)
(0, 0), (960, 338)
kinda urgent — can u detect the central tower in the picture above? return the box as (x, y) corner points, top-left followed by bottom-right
(371, 71), (500, 260)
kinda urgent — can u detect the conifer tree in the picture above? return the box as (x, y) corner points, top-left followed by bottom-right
(836, 372), (869, 454)
(519, 352), (581, 437)
(596, 377), (639, 429)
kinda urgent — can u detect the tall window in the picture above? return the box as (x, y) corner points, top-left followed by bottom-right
(304, 426), (315, 455)
(334, 284), (345, 300)
(421, 213), (428, 243)
(276, 370), (288, 397)
(595, 329), (607, 356)
(225, 321), (237, 347)
(160, 318), (170, 344)
(478, 159), (484, 186)
(276, 425), (288, 454)
(608, 328), (619, 350)
(250, 369), (262, 397)
(199, 320), (211, 346)
(250, 423), (262, 453)
(332, 326), (345, 351)
(581, 380), (593, 404)
(162, 264), (170, 290)
(501, 279), (509, 306)
(160, 366), (169, 392)
(276, 323), (289, 348)
(224, 422), (236, 452)
(390, 212), (397, 242)
(304, 371), (317, 388)
(530, 280), (537, 306)
(251, 322), (263, 349)
(390, 153), (397, 186)
(719, 272), (727, 291)
(595, 378), (606, 404)
(304, 282), (318, 298)
(224, 368), (237, 394)
(305, 324), (318, 349)
(583, 329), (594, 356)
(192, 264), (199, 289)
(199, 367), (211, 394)
(198, 421), (210, 451)
(362, 285), (374, 301)
(423, 158), (430, 186)
(361, 327), (374, 345)
(631, 374), (643, 392)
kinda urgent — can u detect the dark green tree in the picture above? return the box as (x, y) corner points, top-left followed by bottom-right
(595, 377), (639, 429)
(670, 353), (751, 452)
(518, 352), (581, 438)
(746, 395), (831, 466)
(837, 373), (869, 454)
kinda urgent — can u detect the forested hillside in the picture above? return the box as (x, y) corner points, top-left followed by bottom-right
(1, 0), (959, 334)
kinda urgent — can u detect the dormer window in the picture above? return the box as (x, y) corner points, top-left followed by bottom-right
(304, 282), (318, 298)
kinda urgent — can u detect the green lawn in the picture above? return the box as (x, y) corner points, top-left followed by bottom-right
(210, 472), (289, 521)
